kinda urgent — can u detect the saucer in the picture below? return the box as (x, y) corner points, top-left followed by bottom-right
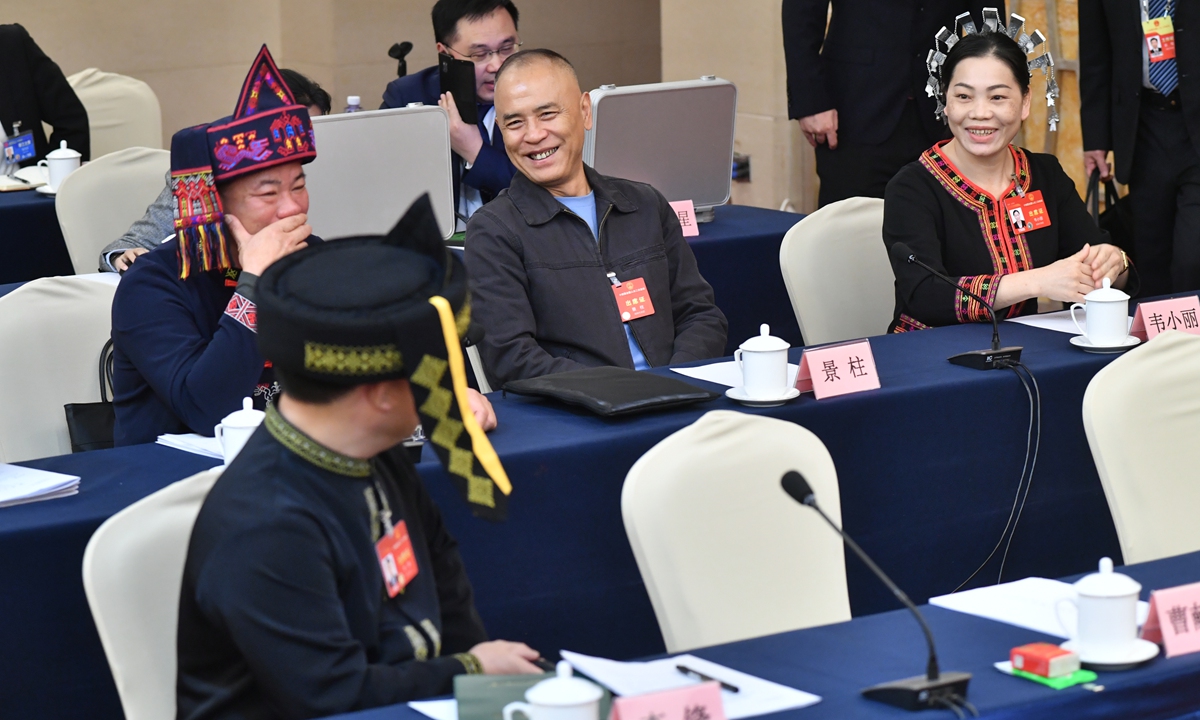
(1070, 334), (1141, 354)
(1061, 638), (1159, 671)
(726, 386), (800, 407)
(35, 185), (56, 196)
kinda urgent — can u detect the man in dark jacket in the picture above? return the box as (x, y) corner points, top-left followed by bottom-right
(381, 0), (520, 228)
(464, 49), (728, 386)
(0, 23), (89, 163)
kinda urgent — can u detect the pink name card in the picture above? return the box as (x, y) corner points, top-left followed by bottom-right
(1140, 581), (1200, 658)
(794, 339), (881, 400)
(1130, 296), (1200, 341)
(610, 681), (725, 720)
(669, 200), (700, 237)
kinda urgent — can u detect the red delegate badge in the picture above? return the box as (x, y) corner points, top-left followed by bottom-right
(613, 277), (655, 322)
(1143, 16), (1176, 62)
(1003, 191), (1050, 234)
(376, 520), (419, 597)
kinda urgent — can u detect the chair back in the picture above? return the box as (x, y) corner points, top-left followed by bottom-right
(0, 276), (118, 462)
(55, 147), (170, 274)
(82, 467), (222, 720)
(779, 197), (893, 345)
(622, 410), (850, 652)
(67, 68), (163, 156)
(1082, 330), (1200, 563)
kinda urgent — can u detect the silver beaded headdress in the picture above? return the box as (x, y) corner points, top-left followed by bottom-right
(925, 8), (1060, 131)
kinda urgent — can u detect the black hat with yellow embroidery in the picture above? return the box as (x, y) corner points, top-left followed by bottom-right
(254, 194), (511, 521)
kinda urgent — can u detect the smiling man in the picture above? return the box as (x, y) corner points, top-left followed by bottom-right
(382, 0), (521, 228)
(463, 49), (728, 386)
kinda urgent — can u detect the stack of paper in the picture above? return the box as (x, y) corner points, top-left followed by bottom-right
(673, 361), (800, 389)
(929, 577), (1149, 637)
(0, 465), (80, 508)
(157, 433), (223, 460)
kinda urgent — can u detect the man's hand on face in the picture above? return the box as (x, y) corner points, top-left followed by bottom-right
(226, 213), (311, 276)
(113, 247), (149, 272)
(439, 92), (485, 165)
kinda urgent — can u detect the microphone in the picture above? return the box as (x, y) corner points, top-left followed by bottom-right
(389, 41), (414, 78)
(889, 242), (1022, 370)
(781, 471), (971, 711)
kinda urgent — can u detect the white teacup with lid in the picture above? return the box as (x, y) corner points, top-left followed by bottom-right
(734, 324), (790, 399)
(37, 140), (81, 192)
(1070, 277), (1130, 347)
(503, 661), (603, 720)
(214, 397), (265, 464)
(1056, 557), (1141, 662)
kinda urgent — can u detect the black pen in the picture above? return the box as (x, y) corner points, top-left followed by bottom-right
(676, 664), (740, 693)
(6, 174), (29, 185)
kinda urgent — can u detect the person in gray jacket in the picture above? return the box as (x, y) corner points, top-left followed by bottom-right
(464, 49), (727, 386)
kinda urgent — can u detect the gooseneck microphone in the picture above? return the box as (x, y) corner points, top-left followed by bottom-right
(781, 471), (972, 712)
(889, 242), (1022, 371)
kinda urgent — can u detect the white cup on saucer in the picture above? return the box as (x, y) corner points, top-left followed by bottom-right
(734, 324), (790, 399)
(214, 397), (264, 464)
(1070, 278), (1130, 347)
(36, 140), (81, 193)
(503, 661), (602, 720)
(1055, 557), (1142, 663)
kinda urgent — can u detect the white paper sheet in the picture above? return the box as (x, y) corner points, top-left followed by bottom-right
(561, 651), (820, 718)
(408, 699), (458, 720)
(672, 361), (800, 389)
(157, 433), (224, 460)
(0, 464), (80, 508)
(1006, 308), (1134, 335)
(929, 577), (1149, 638)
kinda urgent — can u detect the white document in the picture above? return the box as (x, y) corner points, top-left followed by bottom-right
(157, 433), (224, 460)
(1006, 308), (1133, 335)
(408, 699), (458, 720)
(0, 464), (80, 508)
(561, 650), (820, 719)
(929, 577), (1149, 638)
(672, 361), (800, 389)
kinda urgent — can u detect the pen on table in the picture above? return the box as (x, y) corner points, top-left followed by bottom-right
(6, 174), (29, 185)
(676, 664), (739, 693)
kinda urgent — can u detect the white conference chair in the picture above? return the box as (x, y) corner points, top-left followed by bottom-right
(779, 197), (894, 345)
(67, 68), (164, 157)
(622, 410), (850, 652)
(0, 276), (118, 462)
(83, 467), (222, 720)
(55, 147), (170, 274)
(1082, 330), (1200, 564)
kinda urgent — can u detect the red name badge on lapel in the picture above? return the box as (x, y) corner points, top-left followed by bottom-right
(1143, 16), (1177, 62)
(376, 520), (419, 598)
(794, 339), (881, 400)
(1130, 296), (1200, 340)
(1002, 191), (1051, 234)
(609, 681), (725, 720)
(1140, 581), (1200, 658)
(613, 278), (656, 322)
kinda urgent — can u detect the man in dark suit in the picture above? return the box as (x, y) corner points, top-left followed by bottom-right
(782, 1), (997, 207)
(0, 23), (89, 163)
(381, 0), (519, 229)
(1081, 0), (1200, 296)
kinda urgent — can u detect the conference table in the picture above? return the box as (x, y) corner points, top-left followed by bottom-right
(0, 190), (73, 283)
(3, 316), (1132, 720)
(323, 550), (1200, 720)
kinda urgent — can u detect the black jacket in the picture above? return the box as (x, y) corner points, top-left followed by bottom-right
(1080, 0), (1200, 184)
(464, 166), (728, 386)
(0, 24), (89, 162)
(782, 0), (998, 146)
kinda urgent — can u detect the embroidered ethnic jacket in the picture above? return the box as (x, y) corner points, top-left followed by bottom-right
(883, 142), (1110, 332)
(177, 406), (487, 720)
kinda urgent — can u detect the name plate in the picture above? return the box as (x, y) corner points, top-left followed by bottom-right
(1140, 581), (1200, 658)
(610, 682), (725, 720)
(1130, 296), (1200, 341)
(794, 339), (881, 400)
(669, 200), (700, 238)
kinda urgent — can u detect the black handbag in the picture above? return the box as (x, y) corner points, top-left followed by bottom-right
(63, 338), (116, 453)
(1085, 169), (1135, 257)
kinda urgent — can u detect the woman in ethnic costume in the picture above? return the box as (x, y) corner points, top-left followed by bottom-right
(884, 20), (1132, 332)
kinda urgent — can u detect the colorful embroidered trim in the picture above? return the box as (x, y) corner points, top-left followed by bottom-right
(225, 293), (257, 332)
(955, 275), (998, 324)
(894, 314), (932, 333)
(264, 404), (372, 477)
(455, 653), (484, 675)
(303, 343), (403, 375)
(404, 626), (429, 661)
(172, 166), (231, 279)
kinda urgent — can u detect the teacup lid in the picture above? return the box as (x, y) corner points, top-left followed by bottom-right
(221, 397), (265, 428)
(1084, 277), (1129, 302)
(1074, 557), (1141, 598)
(739, 324), (790, 352)
(46, 140), (81, 160)
(525, 661), (603, 706)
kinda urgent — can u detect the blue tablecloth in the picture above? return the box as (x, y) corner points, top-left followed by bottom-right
(322, 551), (1200, 720)
(0, 190), (73, 283)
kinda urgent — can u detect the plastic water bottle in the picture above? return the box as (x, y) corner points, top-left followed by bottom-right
(344, 96), (362, 113)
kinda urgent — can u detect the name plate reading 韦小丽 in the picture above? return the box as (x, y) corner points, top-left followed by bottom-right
(1130, 296), (1200, 341)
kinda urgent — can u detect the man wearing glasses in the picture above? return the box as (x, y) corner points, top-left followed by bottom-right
(382, 0), (521, 229)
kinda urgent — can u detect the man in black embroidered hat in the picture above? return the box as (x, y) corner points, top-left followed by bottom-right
(177, 195), (539, 720)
